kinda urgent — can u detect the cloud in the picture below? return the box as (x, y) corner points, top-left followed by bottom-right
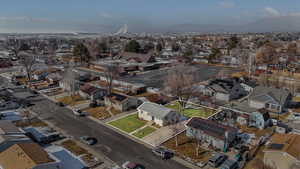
(289, 12), (300, 17)
(264, 7), (281, 17)
(99, 12), (113, 19)
(218, 1), (235, 9)
(0, 16), (51, 23)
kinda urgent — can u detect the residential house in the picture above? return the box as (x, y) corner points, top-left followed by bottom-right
(186, 117), (238, 151)
(120, 51), (156, 63)
(104, 93), (138, 112)
(205, 78), (247, 102)
(45, 145), (87, 169)
(46, 73), (62, 85)
(0, 143), (60, 169)
(137, 102), (182, 127)
(221, 56), (240, 65)
(0, 120), (31, 152)
(249, 109), (271, 130)
(79, 84), (107, 101)
(59, 78), (80, 93)
(33, 70), (49, 81)
(264, 134), (300, 169)
(240, 80), (257, 92)
(248, 86), (292, 113)
(24, 127), (60, 144)
(0, 111), (22, 122)
(0, 101), (20, 112)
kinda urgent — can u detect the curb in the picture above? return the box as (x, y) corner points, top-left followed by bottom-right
(88, 116), (154, 149)
(88, 116), (202, 169)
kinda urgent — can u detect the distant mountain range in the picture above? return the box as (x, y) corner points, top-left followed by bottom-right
(121, 16), (300, 33)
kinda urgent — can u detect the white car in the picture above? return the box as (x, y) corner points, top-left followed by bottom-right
(72, 109), (86, 116)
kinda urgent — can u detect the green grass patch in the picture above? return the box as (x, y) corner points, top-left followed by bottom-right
(108, 114), (146, 133)
(166, 101), (216, 118)
(132, 126), (156, 138)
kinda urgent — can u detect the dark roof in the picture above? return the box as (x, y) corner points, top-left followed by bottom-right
(108, 93), (128, 102)
(121, 52), (155, 63)
(80, 84), (102, 95)
(208, 78), (239, 94)
(186, 117), (238, 140)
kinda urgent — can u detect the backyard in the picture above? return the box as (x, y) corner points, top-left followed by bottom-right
(132, 126), (156, 139)
(108, 114), (147, 133)
(165, 101), (216, 118)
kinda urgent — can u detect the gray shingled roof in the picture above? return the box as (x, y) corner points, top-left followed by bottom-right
(138, 102), (173, 119)
(249, 86), (290, 105)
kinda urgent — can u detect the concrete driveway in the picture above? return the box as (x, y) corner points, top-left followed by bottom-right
(142, 121), (187, 147)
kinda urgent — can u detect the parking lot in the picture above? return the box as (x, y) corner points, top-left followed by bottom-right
(121, 64), (239, 88)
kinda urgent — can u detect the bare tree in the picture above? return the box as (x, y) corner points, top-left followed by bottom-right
(19, 52), (37, 82)
(6, 39), (22, 58)
(62, 66), (78, 97)
(258, 73), (270, 87)
(170, 123), (182, 147)
(165, 66), (196, 112)
(104, 64), (120, 95)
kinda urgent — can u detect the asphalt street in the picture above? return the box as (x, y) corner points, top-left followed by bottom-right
(29, 96), (188, 169)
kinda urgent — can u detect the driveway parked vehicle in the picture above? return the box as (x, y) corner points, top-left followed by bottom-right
(152, 147), (174, 159)
(80, 136), (98, 145)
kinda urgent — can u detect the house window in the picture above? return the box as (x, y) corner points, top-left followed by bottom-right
(152, 116), (154, 121)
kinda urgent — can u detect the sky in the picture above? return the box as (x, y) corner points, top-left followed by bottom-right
(0, 0), (300, 33)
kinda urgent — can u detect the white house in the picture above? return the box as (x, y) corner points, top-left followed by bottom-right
(137, 102), (182, 127)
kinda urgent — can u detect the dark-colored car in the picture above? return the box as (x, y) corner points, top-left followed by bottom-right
(80, 136), (98, 145)
(152, 147), (174, 159)
(208, 153), (227, 168)
(56, 102), (65, 107)
(122, 161), (145, 169)
(220, 159), (239, 169)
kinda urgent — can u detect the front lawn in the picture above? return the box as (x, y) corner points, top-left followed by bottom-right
(84, 107), (111, 120)
(163, 133), (212, 163)
(15, 117), (48, 128)
(61, 140), (89, 156)
(57, 95), (88, 106)
(108, 114), (146, 133)
(132, 126), (156, 138)
(165, 101), (216, 118)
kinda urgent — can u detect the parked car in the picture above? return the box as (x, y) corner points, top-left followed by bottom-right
(152, 147), (174, 159)
(219, 159), (239, 169)
(72, 109), (86, 116)
(80, 136), (98, 145)
(56, 102), (65, 107)
(122, 161), (144, 169)
(208, 153), (227, 168)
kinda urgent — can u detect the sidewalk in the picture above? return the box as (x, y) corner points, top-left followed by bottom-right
(27, 109), (116, 169)
(102, 110), (137, 123)
(90, 116), (202, 169)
